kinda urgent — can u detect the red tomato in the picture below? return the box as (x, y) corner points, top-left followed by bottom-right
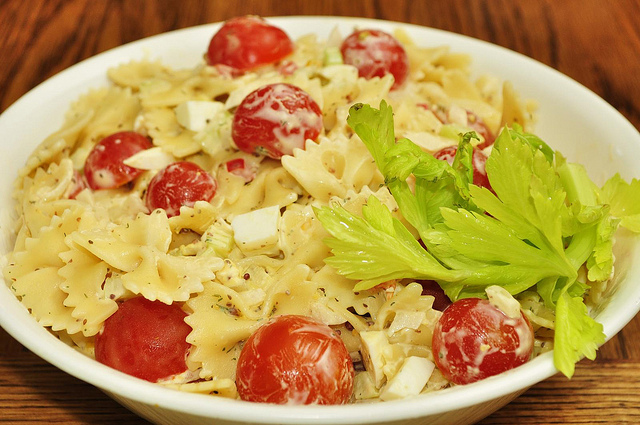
(232, 83), (323, 159)
(434, 145), (492, 191)
(417, 280), (452, 311)
(278, 60), (299, 76)
(225, 158), (256, 183)
(95, 297), (191, 382)
(236, 315), (354, 405)
(340, 29), (409, 90)
(225, 158), (245, 173)
(146, 161), (217, 217)
(206, 16), (294, 71)
(432, 298), (534, 385)
(84, 131), (152, 190)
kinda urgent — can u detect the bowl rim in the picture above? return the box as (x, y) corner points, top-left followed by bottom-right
(1, 15), (639, 424)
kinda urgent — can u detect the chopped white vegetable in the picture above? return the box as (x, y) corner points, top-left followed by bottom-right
(402, 131), (454, 152)
(215, 259), (244, 289)
(379, 356), (435, 401)
(122, 147), (175, 170)
(202, 219), (235, 258)
(323, 46), (344, 66)
(319, 64), (359, 83)
(310, 301), (347, 326)
(230, 205), (280, 253)
(325, 25), (343, 48)
(102, 273), (127, 301)
(353, 371), (380, 400)
(447, 104), (469, 127)
(486, 285), (522, 319)
(133, 113), (147, 134)
(388, 310), (426, 335)
(241, 288), (267, 308)
(359, 330), (391, 388)
(174, 101), (225, 132)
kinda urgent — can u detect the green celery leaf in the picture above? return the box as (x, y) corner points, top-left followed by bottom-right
(470, 185), (551, 254)
(480, 130), (573, 269)
(386, 178), (456, 240)
(508, 123), (555, 163)
(536, 276), (562, 308)
(384, 137), (452, 184)
(600, 174), (640, 232)
(586, 215), (620, 281)
(557, 161), (598, 207)
(439, 207), (576, 282)
(318, 101), (623, 380)
(554, 290), (605, 378)
(557, 161), (622, 282)
(348, 101), (479, 237)
(567, 279), (588, 298)
(314, 196), (467, 291)
(563, 203), (608, 237)
(451, 132), (476, 188)
(413, 178), (465, 228)
(346, 102), (395, 170)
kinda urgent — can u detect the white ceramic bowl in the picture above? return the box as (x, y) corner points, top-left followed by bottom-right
(1, 16), (639, 425)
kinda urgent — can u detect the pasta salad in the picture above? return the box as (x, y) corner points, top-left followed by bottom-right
(3, 16), (639, 405)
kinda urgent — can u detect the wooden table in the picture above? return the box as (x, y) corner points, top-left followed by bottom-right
(1, 0), (639, 423)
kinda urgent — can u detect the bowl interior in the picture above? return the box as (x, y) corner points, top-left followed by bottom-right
(0, 16), (639, 425)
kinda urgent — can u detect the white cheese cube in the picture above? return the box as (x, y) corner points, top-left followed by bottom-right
(230, 205), (280, 252)
(122, 147), (175, 170)
(379, 356), (435, 401)
(174, 101), (225, 132)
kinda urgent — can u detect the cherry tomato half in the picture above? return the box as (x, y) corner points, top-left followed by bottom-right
(95, 297), (191, 382)
(236, 315), (354, 405)
(146, 161), (217, 218)
(84, 131), (152, 190)
(340, 29), (409, 90)
(232, 83), (323, 159)
(432, 298), (534, 385)
(206, 16), (294, 71)
(434, 145), (492, 191)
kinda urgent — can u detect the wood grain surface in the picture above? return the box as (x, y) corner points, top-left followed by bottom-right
(1, 1), (639, 424)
